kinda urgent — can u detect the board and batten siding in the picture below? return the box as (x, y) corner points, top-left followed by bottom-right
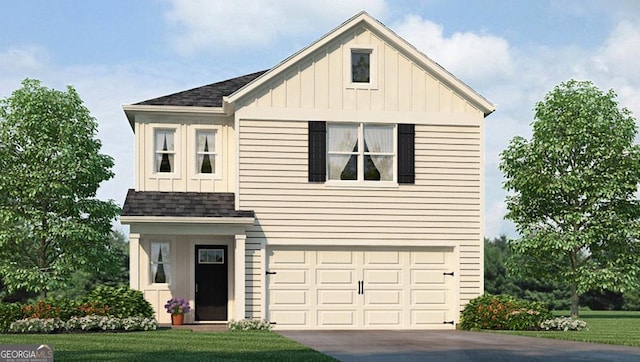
(237, 119), (483, 317)
(236, 25), (481, 116)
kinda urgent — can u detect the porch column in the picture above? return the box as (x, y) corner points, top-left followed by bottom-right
(129, 233), (141, 290)
(234, 234), (246, 320)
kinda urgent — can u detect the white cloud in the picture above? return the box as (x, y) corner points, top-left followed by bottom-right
(392, 14), (515, 87)
(164, 0), (386, 55)
(0, 45), (49, 71)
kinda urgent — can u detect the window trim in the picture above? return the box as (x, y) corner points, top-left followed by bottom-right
(344, 45), (378, 90)
(152, 127), (179, 178)
(325, 122), (397, 186)
(190, 125), (222, 180)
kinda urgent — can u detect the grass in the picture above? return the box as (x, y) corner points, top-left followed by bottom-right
(0, 328), (337, 361)
(492, 310), (640, 347)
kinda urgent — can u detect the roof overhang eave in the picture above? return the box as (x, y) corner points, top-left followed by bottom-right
(122, 104), (227, 130)
(120, 215), (255, 225)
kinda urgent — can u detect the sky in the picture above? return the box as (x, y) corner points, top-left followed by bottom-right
(1, 0), (639, 238)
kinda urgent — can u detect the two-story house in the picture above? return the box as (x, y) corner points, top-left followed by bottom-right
(120, 11), (495, 329)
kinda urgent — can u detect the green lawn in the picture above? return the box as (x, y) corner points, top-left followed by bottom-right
(0, 329), (337, 361)
(492, 310), (640, 347)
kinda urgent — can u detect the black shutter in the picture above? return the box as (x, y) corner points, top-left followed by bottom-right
(308, 121), (326, 182)
(397, 123), (415, 184)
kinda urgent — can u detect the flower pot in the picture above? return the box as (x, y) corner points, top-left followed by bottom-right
(171, 314), (184, 326)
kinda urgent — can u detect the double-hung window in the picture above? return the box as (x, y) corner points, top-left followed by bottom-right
(155, 129), (176, 173)
(327, 123), (395, 182)
(195, 130), (216, 175)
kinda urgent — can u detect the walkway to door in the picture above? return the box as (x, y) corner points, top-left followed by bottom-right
(277, 329), (640, 362)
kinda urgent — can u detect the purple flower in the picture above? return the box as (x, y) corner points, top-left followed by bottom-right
(164, 297), (191, 315)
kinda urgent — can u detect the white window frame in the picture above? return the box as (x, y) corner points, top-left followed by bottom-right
(325, 122), (397, 187)
(190, 125), (221, 179)
(152, 127), (180, 178)
(344, 45), (378, 90)
(149, 241), (172, 286)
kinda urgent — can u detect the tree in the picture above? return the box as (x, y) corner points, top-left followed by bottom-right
(0, 79), (121, 298)
(499, 79), (640, 318)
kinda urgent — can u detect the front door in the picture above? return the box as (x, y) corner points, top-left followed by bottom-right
(195, 245), (228, 321)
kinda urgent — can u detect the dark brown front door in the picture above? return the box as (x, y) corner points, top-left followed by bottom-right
(195, 245), (228, 321)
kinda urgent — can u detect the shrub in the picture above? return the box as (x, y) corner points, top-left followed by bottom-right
(8, 318), (66, 333)
(459, 294), (552, 331)
(540, 317), (588, 331)
(84, 286), (154, 318)
(228, 319), (272, 331)
(74, 302), (111, 317)
(0, 303), (23, 332)
(21, 298), (78, 320)
(8, 316), (157, 333)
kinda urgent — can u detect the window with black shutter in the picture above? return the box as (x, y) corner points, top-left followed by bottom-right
(308, 121), (414, 185)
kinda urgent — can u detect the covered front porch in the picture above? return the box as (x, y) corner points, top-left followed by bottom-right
(120, 189), (254, 325)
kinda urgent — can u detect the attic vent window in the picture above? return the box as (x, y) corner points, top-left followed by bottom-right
(345, 46), (377, 89)
(351, 50), (371, 83)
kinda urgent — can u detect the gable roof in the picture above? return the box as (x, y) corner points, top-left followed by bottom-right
(121, 189), (254, 218)
(135, 70), (267, 108)
(226, 11), (495, 117)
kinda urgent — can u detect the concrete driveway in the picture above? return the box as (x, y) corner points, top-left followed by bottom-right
(277, 330), (640, 361)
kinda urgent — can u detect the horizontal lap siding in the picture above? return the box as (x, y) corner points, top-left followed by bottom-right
(238, 120), (482, 312)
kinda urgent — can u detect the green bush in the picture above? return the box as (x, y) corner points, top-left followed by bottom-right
(84, 286), (154, 318)
(0, 303), (23, 332)
(459, 294), (552, 331)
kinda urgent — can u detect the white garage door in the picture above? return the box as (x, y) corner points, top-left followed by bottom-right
(266, 246), (456, 329)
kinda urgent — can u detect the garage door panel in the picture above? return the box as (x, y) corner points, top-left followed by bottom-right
(270, 249), (307, 264)
(412, 270), (446, 284)
(412, 290), (447, 305)
(365, 250), (400, 264)
(317, 269), (356, 284)
(412, 310), (447, 325)
(271, 290), (307, 305)
(412, 251), (446, 265)
(318, 310), (355, 326)
(317, 251), (354, 264)
(318, 289), (355, 305)
(272, 269), (308, 285)
(365, 290), (401, 305)
(364, 269), (401, 284)
(365, 310), (401, 326)
(271, 310), (307, 325)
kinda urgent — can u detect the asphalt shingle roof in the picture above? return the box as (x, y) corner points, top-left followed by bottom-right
(135, 70), (268, 107)
(121, 189), (254, 218)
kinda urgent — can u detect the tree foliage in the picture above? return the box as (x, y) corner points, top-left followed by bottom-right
(0, 79), (121, 298)
(499, 80), (640, 317)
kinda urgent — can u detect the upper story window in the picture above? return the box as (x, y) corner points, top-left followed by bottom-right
(155, 129), (176, 173)
(345, 46), (377, 89)
(196, 130), (216, 174)
(351, 51), (371, 83)
(327, 123), (395, 182)
(309, 121), (414, 185)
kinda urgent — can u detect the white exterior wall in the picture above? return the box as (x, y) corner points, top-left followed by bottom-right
(234, 25), (485, 318)
(133, 114), (236, 193)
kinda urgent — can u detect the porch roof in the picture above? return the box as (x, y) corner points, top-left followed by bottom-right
(121, 189), (254, 218)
